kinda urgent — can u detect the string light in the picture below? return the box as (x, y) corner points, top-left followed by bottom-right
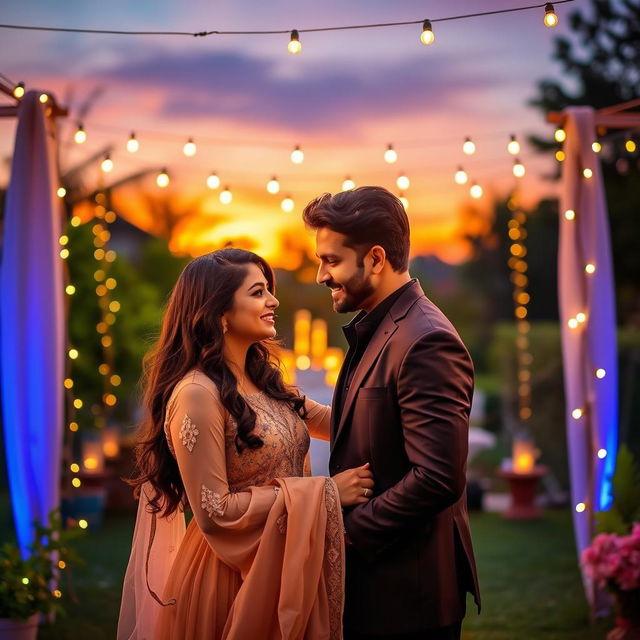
(469, 182), (483, 199)
(288, 29), (302, 54)
(396, 173), (410, 190)
(183, 138), (197, 157)
(398, 194), (409, 210)
(454, 167), (468, 185)
(507, 134), (520, 155)
(156, 168), (170, 188)
(290, 145), (304, 164)
(543, 3), (559, 27)
(592, 141), (602, 153)
(342, 177), (355, 191)
(384, 144), (398, 164)
(513, 159), (525, 178)
(68, 348), (79, 360)
(596, 368), (606, 379)
(73, 399), (83, 409)
(583, 168), (593, 179)
(420, 20), (434, 45)
(39, 93), (48, 104)
(463, 137), (476, 155)
(625, 140), (637, 153)
(207, 172), (221, 189)
(70, 463), (80, 473)
(267, 176), (280, 194)
(555, 150), (566, 162)
(60, 248), (70, 259)
(78, 519), (88, 529)
(281, 196), (295, 212)
(576, 312), (587, 324)
(57, 187), (67, 198)
(564, 209), (576, 220)
(597, 449), (607, 459)
(554, 128), (566, 143)
(74, 123), (87, 144)
(572, 408), (584, 419)
(575, 502), (586, 513)
(567, 317), (579, 329)
(220, 186), (233, 204)
(101, 154), (113, 173)
(65, 285), (76, 295)
(13, 81), (25, 98)
(126, 132), (139, 153)
(585, 263), (596, 274)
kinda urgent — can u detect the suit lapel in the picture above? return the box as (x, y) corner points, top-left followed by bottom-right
(332, 315), (398, 448)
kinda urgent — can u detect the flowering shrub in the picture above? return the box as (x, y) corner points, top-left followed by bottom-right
(582, 524), (640, 591)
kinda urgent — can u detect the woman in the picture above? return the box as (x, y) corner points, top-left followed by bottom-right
(118, 248), (374, 640)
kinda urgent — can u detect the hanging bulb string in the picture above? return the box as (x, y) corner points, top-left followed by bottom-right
(0, 2), (574, 38)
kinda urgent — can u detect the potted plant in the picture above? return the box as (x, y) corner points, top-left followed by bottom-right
(0, 511), (82, 640)
(581, 445), (640, 640)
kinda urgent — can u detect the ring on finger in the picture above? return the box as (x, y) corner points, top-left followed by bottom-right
(363, 488), (371, 497)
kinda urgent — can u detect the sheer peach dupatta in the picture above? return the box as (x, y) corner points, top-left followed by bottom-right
(118, 374), (344, 640)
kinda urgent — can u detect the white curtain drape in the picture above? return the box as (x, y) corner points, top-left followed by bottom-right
(1, 91), (64, 556)
(558, 106), (618, 607)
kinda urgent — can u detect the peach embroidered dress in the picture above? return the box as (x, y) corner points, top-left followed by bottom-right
(118, 370), (343, 640)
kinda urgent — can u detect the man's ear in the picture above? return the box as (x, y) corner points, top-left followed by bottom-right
(370, 246), (386, 274)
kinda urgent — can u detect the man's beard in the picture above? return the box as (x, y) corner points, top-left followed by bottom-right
(329, 268), (375, 313)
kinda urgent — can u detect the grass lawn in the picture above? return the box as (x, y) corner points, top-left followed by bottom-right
(1, 494), (612, 639)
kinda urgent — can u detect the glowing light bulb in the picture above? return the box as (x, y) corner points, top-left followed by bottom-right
(597, 448), (607, 459)
(507, 135), (520, 155)
(13, 82), (25, 99)
(625, 140), (637, 153)
(126, 133), (139, 153)
(74, 124), (87, 144)
(544, 3), (559, 27)
(342, 177), (355, 191)
(454, 167), (468, 185)
(420, 20), (435, 45)
(513, 159), (525, 178)
(564, 209), (575, 220)
(583, 168), (593, 179)
(596, 368), (606, 379)
(554, 128), (566, 143)
(555, 150), (566, 162)
(78, 519), (88, 529)
(70, 463), (80, 473)
(207, 172), (221, 189)
(183, 138), (197, 157)
(567, 318), (579, 329)
(288, 29), (302, 54)
(291, 145), (304, 164)
(39, 93), (49, 104)
(592, 141), (602, 153)
(585, 263), (596, 274)
(68, 348), (79, 360)
(65, 285), (76, 295)
(576, 312), (587, 323)
(399, 194), (409, 210)
(57, 187), (67, 198)
(220, 187), (232, 204)
(462, 137), (475, 155)
(470, 182), (483, 199)
(572, 408), (583, 419)
(22, 577), (29, 585)
(575, 502), (586, 513)
(156, 169), (170, 188)
(396, 174), (410, 190)
(101, 154), (113, 173)
(384, 144), (398, 164)
(281, 196), (295, 212)
(267, 177), (280, 194)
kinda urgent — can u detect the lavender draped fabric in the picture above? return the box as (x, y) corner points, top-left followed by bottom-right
(1, 91), (64, 556)
(558, 106), (618, 605)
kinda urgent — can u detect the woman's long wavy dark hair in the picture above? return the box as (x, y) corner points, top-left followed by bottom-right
(129, 248), (306, 517)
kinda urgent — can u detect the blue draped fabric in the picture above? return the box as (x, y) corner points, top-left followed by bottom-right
(1, 92), (64, 557)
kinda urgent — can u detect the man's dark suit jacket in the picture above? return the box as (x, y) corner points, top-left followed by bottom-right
(329, 280), (481, 635)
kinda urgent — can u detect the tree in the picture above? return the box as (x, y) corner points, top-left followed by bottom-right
(529, 0), (640, 325)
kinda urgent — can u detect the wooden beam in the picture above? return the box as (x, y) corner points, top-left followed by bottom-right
(547, 105), (640, 129)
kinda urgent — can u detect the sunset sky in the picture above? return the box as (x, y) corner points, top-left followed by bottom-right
(0, 0), (577, 266)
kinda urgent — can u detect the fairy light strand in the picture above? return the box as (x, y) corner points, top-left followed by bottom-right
(0, 2), (574, 39)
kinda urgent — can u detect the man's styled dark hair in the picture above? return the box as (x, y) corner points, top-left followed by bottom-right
(302, 186), (410, 272)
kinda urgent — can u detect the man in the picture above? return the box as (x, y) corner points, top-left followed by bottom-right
(302, 187), (480, 640)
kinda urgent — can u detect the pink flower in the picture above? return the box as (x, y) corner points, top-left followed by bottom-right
(583, 526), (640, 590)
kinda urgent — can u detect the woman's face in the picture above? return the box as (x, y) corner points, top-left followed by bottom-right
(223, 263), (279, 342)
